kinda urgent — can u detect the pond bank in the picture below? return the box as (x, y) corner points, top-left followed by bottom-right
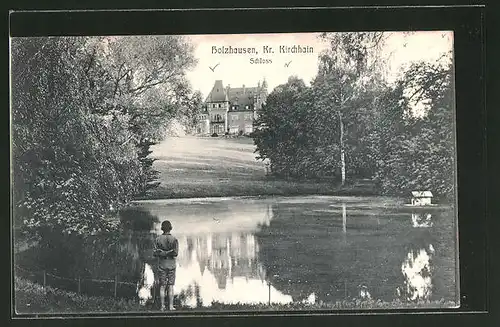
(14, 277), (457, 314)
(138, 181), (378, 201)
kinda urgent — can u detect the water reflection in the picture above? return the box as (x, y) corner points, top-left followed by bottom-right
(139, 199), (452, 306)
(400, 244), (435, 301)
(301, 292), (316, 304)
(137, 230), (293, 307)
(143, 200), (292, 306)
(137, 263), (155, 305)
(15, 196), (456, 308)
(342, 203), (347, 234)
(358, 285), (372, 300)
(173, 244), (293, 306)
(411, 212), (433, 228)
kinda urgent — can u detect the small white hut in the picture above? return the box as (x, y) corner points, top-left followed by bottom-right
(410, 191), (433, 206)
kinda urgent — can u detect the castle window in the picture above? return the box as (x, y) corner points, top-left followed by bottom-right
(218, 103), (222, 108)
(213, 104), (216, 108)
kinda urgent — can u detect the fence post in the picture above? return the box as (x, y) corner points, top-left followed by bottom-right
(268, 281), (271, 305)
(344, 280), (347, 299)
(114, 275), (118, 298)
(78, 277), (81, 294)
(152, 283), (156, 304)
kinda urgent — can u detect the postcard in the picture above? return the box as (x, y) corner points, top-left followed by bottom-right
(11, 31), (458, 314)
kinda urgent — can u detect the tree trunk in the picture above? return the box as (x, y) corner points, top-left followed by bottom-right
(339, 110), (346, 186)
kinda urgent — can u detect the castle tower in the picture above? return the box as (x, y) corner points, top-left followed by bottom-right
(254, 78), (269, 120)
(205, 80), (229, 135)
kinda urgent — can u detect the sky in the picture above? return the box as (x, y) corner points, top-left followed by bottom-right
(183, 31), (454, 99)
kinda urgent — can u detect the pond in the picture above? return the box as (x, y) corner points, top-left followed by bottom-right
(14, 195), (459, 309)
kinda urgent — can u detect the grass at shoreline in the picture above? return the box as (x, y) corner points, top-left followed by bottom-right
(14, 277), (458, 315)
(141, 180), (377, 200)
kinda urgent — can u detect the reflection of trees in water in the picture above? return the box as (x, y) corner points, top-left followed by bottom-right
(15, 202), (457, 305)
(17, 207), (267, 301)
(175, 282), (204, 308)
(115, 208), (166, 282)
(254, 203), (451, 304)
(417, 209), (458, 303)
(396, 220), (436, 301)
(119, 207), (159, 232)
(255, 203), (345, 303)
(16, 228), (126, 280)
(399, 245), (434, 301)
(16, 208), (160, 282)
(411, 212), (433, 228)
(398, 209), (457, 303)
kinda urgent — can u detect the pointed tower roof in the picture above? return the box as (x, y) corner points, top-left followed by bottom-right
(205, 80), (228, 102)
(261, 77), (268, 89)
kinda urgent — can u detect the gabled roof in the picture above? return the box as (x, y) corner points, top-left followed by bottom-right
(230, 95), (255, 110)
(205, 79), (267, 105)
(411, 191), (433, 197)
(227, 87), (259, 101)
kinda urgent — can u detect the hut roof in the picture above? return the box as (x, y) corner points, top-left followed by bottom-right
(411, 191), (433, 198)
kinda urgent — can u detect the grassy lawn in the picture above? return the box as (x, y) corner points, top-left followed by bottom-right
(14, 277), (456, 315)
(142, 136), (376, 200)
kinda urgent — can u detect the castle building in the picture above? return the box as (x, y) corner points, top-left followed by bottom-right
(198, 79), (268, 135)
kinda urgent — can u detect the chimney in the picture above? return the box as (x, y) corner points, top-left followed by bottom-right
(242, 84), (246, 94)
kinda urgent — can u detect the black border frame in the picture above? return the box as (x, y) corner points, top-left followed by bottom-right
(7, 3), (495, 327)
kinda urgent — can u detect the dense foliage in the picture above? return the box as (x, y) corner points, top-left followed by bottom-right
(11, 36), (197, 237)
(253, 33), (455, 200)
(375, 61), (455, 199)
(177, 90), (204, 135)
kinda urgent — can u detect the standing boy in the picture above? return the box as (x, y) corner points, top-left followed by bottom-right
(153, 220), (179, 311)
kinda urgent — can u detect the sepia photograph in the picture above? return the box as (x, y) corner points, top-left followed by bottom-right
(11, 30), (459, 314)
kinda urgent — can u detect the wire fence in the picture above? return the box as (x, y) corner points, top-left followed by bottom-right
(15, 263), (402, 306)
(14, 264), (141, 300)
(14, 264), (277, 305)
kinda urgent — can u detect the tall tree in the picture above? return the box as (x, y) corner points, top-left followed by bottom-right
(11, 36), (198, 237)
(12, 37), (139, 236)
(315, 32), (389, 185)
(374, 59), (455, 199)
(253, 76), (310, 178)
(177, 90), (204, 134)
